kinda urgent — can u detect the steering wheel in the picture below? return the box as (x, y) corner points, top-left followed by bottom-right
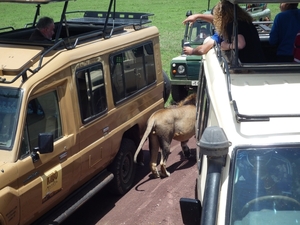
(240, 195), (300, 217)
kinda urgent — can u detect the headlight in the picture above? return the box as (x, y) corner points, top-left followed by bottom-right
(171, 63), (186, 76)
(177, 65), (185, 74)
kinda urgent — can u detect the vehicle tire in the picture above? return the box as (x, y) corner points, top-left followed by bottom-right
(171, 85), (188, 103)
(163, 70), (171, 103)
(108, 138), (136, 195)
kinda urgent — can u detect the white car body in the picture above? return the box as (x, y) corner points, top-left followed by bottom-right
(180, 1), (300, 224)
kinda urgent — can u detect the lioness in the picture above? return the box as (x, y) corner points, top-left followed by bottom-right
(134, 93), (196, 178)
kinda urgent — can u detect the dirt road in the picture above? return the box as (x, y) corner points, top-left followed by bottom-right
(61, 137), (197, 225)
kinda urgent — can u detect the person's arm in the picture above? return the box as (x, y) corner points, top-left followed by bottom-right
(220, 34), (246, 50)
(182, 14), (214, 26)
(183, 37), (215, 55)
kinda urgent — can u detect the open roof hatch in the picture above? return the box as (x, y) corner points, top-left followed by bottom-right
(220, 0), (300, 122)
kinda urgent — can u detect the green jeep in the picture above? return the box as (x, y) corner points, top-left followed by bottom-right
(170, 10), (213, 102)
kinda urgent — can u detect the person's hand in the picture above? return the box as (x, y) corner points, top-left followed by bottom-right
(182, 14), (199, 26)
(183, 46), (193, 55)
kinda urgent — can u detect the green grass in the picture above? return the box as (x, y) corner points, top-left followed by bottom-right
(0, 1), (280, 78)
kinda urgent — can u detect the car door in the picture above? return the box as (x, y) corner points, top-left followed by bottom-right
(16, 89), (76, 224)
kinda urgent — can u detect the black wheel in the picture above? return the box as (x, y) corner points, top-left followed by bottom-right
(108, 138), (136, 195)
(163, 70), (171, 103)
(171, 85), (188, 103)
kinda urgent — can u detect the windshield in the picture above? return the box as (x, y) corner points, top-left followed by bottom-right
(229, 146), (300, 225)
(0, 88), (21, 150)
(188, 20), (212, 45)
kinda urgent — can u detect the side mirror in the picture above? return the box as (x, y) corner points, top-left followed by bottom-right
(31, 133), (54, 163)
(180, 198), (201, 225)
(186, 10), (192, 17)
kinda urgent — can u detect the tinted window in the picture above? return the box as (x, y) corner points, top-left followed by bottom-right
(110, 42), (156, 104)
(76, 63), (107, 123)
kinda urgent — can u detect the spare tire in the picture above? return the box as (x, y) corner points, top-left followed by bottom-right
(163, 70), (171, 103)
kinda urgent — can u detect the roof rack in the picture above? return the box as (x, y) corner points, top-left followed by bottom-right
(66, 11), (153, 39)
(67, 11), (153, 27)
(0, 11), (153, 46)
(0, 0), (154, 84)
(0, 0), (70, 3)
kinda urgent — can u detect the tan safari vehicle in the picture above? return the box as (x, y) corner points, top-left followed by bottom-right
(180, 0), (300, 224)
(0, 0), (170, 224)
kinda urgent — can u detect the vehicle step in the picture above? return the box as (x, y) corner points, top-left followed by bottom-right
(31, 170), (114, 225)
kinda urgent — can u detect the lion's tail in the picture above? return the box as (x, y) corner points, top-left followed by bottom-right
(134, 116), (156, 164)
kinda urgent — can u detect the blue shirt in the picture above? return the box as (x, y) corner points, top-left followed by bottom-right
(269, 9), (300, 56)
(211, 32), (222, 44)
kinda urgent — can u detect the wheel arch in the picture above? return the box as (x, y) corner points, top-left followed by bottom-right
(123, 124), (140, 148)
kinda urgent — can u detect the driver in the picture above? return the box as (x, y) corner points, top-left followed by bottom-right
(232, 151), (293, 220)
(193, 28), (210, 42)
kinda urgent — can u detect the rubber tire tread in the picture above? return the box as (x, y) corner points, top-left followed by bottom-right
(108, 138), (136, 195)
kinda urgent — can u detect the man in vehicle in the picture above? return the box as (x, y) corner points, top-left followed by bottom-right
(29, 16), (55, 41)
(269, 3), (300, 62)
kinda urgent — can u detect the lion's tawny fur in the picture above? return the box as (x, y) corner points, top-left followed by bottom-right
(134, 94), (196, 178)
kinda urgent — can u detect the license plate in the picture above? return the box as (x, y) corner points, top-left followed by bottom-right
(191, 81), (198, 86)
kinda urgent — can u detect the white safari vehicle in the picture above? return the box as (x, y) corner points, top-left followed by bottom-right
(180, 0), (300, 224)
(0, 0), (169, 224)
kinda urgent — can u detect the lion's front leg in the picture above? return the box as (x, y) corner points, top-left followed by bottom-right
(181, 140), (191, 158)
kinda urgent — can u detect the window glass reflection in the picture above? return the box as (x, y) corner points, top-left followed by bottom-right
(230, 147), (300, 225)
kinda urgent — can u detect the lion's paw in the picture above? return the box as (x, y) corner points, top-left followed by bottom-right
(159, 170), (170, 178)
(150, 173), (160, 179)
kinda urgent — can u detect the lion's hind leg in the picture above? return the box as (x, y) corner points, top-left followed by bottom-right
(149, 134), (160, 178)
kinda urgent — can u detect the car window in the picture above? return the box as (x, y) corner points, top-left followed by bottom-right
(76, 63), (107, 123)
(20, 91), (62, 158)
(230, 147), (300, 224)
(0, 88), (21, 151)
(110, 42), (156, 104)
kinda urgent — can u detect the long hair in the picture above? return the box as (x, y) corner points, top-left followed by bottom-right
(213, 1), (253, 41)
